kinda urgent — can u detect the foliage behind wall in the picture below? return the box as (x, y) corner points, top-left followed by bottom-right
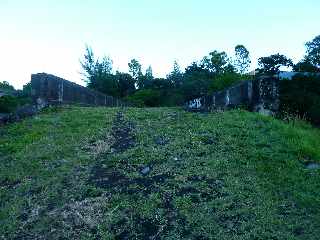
(279, 74), (320, 125)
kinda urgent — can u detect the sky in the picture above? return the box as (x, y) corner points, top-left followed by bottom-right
(0, 0), (319, 89)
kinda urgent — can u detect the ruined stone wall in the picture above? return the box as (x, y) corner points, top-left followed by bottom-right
(251, 76), (279, 115)
(187, 76), (279, 115)
(31, 73), (126, 107)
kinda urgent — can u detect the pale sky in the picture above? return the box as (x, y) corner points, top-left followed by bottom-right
(1, 0), (319, 89)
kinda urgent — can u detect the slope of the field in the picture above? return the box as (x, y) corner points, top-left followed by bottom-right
(0, 106), (319, 239)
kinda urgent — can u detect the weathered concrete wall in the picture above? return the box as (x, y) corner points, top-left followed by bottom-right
(31, 73), (126, 107)
(187, 76), (279, 115)
(251, 76), (279, 115)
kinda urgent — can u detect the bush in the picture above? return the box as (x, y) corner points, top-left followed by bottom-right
(0, 95), (32, 113)
(279, 74), (320, 125)
(160, 91), (185, 106)
(0, 96), (19, 113)
(209, 72), (251, 93)
(0, 81), (15, 92)
(126, 89), (161, 107)
(309, 103), (320, 123)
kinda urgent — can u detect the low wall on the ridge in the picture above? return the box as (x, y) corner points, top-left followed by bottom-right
(31, 73), (127, 107)
(187, 76), (279, 115)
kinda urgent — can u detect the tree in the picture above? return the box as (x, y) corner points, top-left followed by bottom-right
(167, 61), (183, 87)
(80, 45), (95, 84)
(223, 63), (236, 74)
(182, 62), (213, 100)
(209, 72), (247, 93)
(94, 56), (114, 88)
(305, 35), (320, 66)
(115, 72), (136, 97)
(200, 56), (213, 72)
(21, 82), (32, 97)
(145, 65), (153, 80)
(80, 45), (113, 85)
(200, 51), (232, 74)
(293, 60), (320, 72)
(80, 45), (117, 96)
(0, 81), (15, 91)
(97, 56), (113, 74)
(151, 78), (172, 90)
(128, 59), (145, 89)
(141, 65), (154, 89)
(209, 50), (229, 74)
(126, 89), (161, 107)
(258, 54), (293, 74)
(234, 45), (251, 74)
(128, 59), (142, 80)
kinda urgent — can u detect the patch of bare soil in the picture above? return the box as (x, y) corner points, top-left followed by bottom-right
(110, 111), (135, 153)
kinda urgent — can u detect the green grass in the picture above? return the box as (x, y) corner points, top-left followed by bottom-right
(0, 106), (319, 239)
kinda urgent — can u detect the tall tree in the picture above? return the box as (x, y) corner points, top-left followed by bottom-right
(80, 45), (116, 96)
(167, 60), (183, 87)
(234, 45), (251, 74)
(200, 51), (232, 74)
(128, 59), (143, 89)
(0, 81), (15, 91)
(209, 50), (229, 74)
(128, 59), (142, 80)
(182, 62), (213, 100)
(22, 82), (32, 97)
(293, 60), (320, 72)
(200, 56), (213, 72)
(258, 54), (293, 74)
(305, 35), (320, 67)
(115, 72), (136, 97)
(145, 65), (153, 79)
(80, 45), (96, 85)
(80, 45), (113, 85)
(141, 65), (154, 89)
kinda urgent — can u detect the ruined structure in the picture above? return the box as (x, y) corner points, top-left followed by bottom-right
(187, 76), (280, 115)
(31, 73), (127, 107)
(1, 73), (129, 125)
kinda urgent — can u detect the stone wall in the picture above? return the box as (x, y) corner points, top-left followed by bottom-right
(31, 73), (127, 107)
(187, 76), (280, 115)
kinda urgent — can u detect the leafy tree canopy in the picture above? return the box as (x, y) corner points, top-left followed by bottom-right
(128, 59), (142, 80)
(167, 61), (183, 87)
(305, 35), (320, 66)
(115, 72), (136, 98)
(200, 51), (230, 74)
(293, 60), (320, 72)
(80, 45), (113, 90)
(0, 81), (15, 91)
(258, 54), (293, 74)
(234, 45), (251, 74)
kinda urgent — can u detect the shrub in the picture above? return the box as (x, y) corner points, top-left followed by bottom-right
(0, 95), (32, 113)
(279, 74), (320, 125)
(0, 81), (15, 92)
(160, 91), (185, 106)
(209, 72), (251, 93)
(309, 103), (320, 124)
(126, 89), (161, 107)
(0, 96), (19, 113)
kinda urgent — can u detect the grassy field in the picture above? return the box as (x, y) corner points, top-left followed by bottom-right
(0, 106), (319, 239)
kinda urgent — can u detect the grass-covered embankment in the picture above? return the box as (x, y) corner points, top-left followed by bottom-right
(0, 106), (319, 239)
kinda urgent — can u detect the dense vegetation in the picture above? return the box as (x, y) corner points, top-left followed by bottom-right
(1, 34), (319, 123)
(0, 81), (15, 94)
(280, 74), (320, 125)
(80, 35), (320, 108)
(0, 82), (32, 113)
(0, 106), (319, 239)
(80, 45), (252, 107)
